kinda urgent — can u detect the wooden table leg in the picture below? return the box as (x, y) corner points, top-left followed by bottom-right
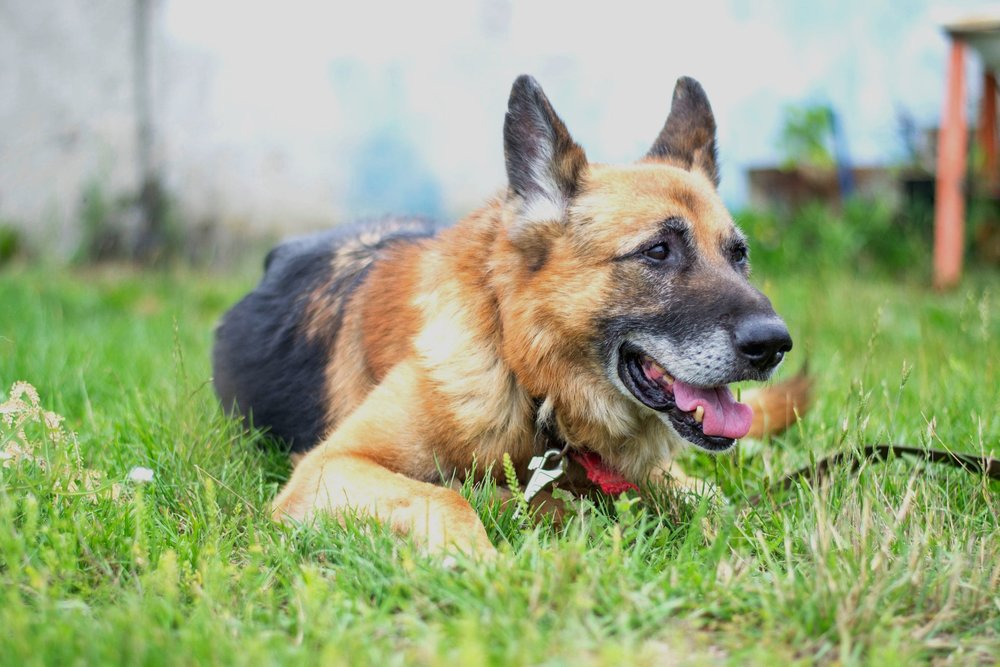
(934, 40), (968, 290)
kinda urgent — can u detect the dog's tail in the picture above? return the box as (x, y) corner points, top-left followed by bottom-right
(742, 367), (812, 439)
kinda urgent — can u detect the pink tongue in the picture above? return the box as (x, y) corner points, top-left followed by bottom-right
(672, 381), (753, 439)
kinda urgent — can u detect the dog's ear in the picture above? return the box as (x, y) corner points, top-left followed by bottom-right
(504, 75), (587, 240)
(647, 77), (719, 187)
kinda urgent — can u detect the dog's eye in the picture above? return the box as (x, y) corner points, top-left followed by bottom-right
(732, 243), (749, 265)
(643, 243), (669, 261)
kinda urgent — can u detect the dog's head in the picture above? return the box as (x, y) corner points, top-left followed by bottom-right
(497, 75), (791, 454)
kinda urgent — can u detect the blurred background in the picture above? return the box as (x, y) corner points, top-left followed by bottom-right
(1, 0), (998, 276)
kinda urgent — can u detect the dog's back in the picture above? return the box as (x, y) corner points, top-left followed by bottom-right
(212, 218), (435, 450)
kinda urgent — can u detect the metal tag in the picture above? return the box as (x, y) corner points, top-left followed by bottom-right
(520, 448), (566, 507)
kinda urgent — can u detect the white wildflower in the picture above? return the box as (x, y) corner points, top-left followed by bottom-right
(127, 466), (155, 483)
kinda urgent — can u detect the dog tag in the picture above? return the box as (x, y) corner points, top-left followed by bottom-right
(522, 449), (566, 505)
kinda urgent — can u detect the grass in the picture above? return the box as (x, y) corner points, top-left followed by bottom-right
(0, 259), (997, 666)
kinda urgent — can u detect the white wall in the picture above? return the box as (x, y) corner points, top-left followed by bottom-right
(0, 0), (989, 250)
(0, 0), (137, 252)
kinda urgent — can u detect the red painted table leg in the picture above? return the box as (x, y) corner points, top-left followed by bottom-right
(934, 40), (968, 290)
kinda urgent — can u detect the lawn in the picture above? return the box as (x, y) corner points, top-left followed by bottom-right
(0, 258), (997, 666)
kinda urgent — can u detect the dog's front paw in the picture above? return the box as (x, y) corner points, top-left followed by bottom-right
(413, 489), (498, 559)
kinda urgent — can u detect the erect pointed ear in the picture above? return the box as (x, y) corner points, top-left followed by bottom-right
(504, 75), (587, 227)
(647, 77), (719, 187)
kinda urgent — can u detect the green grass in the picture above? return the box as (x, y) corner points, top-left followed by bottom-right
(0, 261), (997, 666)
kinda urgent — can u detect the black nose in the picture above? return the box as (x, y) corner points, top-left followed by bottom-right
(734, 315), (792, 372)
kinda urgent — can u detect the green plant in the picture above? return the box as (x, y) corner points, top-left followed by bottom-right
(778, 104), (835, 170)
(0, 224), (22, 265)
(76, 178), (124, 263)
(74, 177), (192, 266)
(737, 198), (930, 277)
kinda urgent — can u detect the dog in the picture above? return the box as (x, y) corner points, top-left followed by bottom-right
(212, 75), (809, 555)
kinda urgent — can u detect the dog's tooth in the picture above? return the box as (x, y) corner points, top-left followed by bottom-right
(662, 372), (674, 386)
(693, 406), (705, 423)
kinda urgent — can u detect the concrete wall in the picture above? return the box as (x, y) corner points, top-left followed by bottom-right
(0, 1), (138, 253)
(0, 0), (987, 254)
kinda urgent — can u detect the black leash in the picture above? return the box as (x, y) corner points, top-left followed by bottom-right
(529, 400), (998, 507)
(746, 444), (1000, 507)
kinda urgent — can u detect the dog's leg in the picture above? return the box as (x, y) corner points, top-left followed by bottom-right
(272, 362), (496, 557)
(274, 452), (495, 555)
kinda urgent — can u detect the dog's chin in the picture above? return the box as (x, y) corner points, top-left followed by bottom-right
(614, 342), (741, 454)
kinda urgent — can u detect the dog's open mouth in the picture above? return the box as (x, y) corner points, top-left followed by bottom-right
(617, 342), (752, 452)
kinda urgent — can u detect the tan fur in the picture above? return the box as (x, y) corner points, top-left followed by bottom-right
(577, 164), (731, 259)
(743, 371), (813, 439)
(270, 81), (805, 556)
(273, 360), (495, 555)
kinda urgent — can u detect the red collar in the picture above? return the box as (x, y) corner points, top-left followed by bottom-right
(571, 451), (639, 495)
(531, 398), (638, 495)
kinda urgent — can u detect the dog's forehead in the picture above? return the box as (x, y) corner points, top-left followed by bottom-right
(573, 163), (734, 255)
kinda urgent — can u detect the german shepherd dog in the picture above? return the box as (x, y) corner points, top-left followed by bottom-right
(213, 75), (808, 555)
